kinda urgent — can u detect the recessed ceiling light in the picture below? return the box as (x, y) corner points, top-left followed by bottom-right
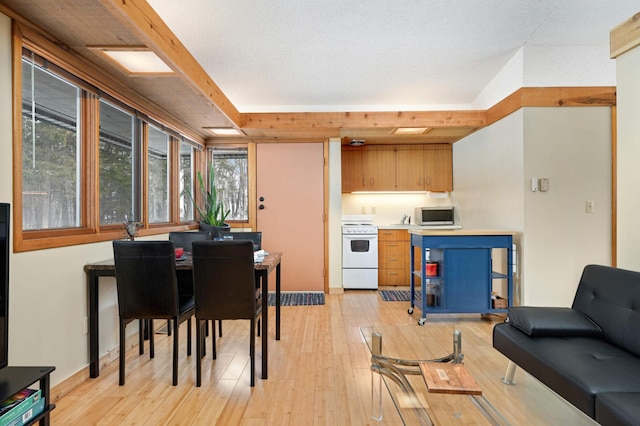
(391, 127), (431, 135)
(90, 46), (174, 75)
(205, 128), (245, 136)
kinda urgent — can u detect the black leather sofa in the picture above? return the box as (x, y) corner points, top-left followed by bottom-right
(493, 264), (640, 425)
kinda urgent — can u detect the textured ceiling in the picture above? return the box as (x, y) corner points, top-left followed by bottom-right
(0, 0), (633, 143)
(147, 0), (639, 112)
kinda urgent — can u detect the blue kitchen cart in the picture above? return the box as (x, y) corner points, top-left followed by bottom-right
(409, 230), (515, 325)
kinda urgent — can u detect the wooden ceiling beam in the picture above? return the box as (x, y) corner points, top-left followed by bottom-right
(486, 87), (616, 127)
(610, 12), (640, 59)
(240, 110), (487, 130)
(101, 0), (242, 126)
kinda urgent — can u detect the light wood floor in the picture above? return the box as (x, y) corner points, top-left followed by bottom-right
(51, 291), (596, 425)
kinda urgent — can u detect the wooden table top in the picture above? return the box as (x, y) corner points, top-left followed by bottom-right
(419, 362), (482, 395)
(84, 251), (282, 272)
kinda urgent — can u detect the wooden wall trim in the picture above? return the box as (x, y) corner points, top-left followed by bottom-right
(611, 106), (617, 267)
(101, 0), (241, 126)
(242, 87), (615, 133)
(486, 87), (616, 127)
(611, 12), (640, 59)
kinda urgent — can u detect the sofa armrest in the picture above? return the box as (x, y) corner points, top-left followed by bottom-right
(508, 306), (602, 337)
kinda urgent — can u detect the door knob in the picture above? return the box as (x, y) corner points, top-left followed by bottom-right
(259, 196), (265, 202)
(259, 205), (265, 210)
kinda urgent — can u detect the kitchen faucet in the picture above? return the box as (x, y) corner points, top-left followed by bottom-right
(400, 214), (408, 224)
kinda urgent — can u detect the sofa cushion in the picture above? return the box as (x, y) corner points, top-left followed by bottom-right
(494, 322), (640, 418)
(508, 306), (602, 337)
(596, 392), (640, 426)
(572, 265), (640, 357)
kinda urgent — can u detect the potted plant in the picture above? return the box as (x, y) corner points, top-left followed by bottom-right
(184, 161), (231, 238)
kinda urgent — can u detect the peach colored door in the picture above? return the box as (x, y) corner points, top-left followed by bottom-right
(257, 143), (324, 292)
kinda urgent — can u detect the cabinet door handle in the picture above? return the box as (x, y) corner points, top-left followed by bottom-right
(363, 178), (366, 187)
(426, 177), (431, 186)
(388, 243), (398, 247)
(389, 257), (397, 261)
(419, 177), (423, 185)
(389, 272), (398, 276)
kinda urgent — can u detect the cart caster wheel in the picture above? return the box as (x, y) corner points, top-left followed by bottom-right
(408, 307), (414, 315)
(418, 318), (426, 326)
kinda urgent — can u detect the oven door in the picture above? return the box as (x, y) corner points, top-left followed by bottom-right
(342, 234), (378, 268)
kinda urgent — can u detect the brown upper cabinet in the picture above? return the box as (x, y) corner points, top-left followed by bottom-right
(423, 145), (453, 192)
(342, 144), (453, 192)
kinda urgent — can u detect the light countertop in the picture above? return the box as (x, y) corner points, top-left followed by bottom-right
(377, 224), (419, 230)
(408, 228), (516, 236)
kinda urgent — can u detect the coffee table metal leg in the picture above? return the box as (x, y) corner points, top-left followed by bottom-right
(470, 394), (511, 426)
(502, 361), (517, 384)
(371, 333), (383, 421)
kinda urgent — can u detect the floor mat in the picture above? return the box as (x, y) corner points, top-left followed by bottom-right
(268, 292), (325, 306)
(379, 290), (421, 302)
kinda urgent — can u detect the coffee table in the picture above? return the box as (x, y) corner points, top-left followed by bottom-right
(361, 323), (596, 425)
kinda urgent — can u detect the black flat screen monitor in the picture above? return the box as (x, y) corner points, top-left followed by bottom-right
(0, 203), (9, 369)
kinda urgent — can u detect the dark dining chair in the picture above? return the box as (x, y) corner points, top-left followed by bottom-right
(113, 240), (195, 386)
(168, 231), (211, 252)
(191, 240), (262, 386)
(218, 231), (262, 251)
(168, 231), (214, 337)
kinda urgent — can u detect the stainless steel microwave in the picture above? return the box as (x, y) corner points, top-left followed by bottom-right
(415, 207), (454, 226)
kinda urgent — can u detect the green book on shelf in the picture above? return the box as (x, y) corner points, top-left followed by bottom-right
(0, 389), (42, 426)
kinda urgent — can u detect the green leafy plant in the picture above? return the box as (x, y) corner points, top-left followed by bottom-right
(184, 162), (230, 226)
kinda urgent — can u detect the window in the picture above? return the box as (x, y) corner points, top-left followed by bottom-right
(147, 125), (170, 223)
(21, 56), (82, 230)
(14, 37), (202, 251)
(99, 100), (136, 225)
(179, 141), (194, 222)
(211, 147), (248, 221)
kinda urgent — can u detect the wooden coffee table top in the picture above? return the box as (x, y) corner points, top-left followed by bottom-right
(419, 362), (482, 395)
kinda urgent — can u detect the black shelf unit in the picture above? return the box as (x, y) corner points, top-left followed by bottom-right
(0, 366), (56, 425)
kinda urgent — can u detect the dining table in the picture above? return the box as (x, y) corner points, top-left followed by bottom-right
(84, 250), (282, 380)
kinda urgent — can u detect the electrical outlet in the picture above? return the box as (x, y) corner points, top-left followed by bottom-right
(531, 178), (538, 192)
(361, 206), (365, 214)
(586, 200), (595, 213)
(108, 347), (119, 363)
(539, 178), (550, 192)
(371, 206), (376, 214)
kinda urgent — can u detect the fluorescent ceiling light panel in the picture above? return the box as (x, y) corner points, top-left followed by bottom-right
(206, 128), (245, 136)
(96, 48), (174, 75)
(392, 127), (431, 135)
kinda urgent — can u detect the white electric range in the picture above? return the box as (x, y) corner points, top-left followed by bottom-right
(341, 215), (378, 289)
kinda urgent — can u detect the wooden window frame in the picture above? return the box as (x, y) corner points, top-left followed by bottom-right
(12, 24), (201, 252)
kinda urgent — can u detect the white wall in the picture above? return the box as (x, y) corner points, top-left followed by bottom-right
(328, 139), (343, 291)
(452, 107), (612, 307)
(0, 14), (138, 386)
(523, 107), (611, 305)
(0, 14), (10, 203)
(453, 111), (525, 303)
(615, 46), (640, 271)
(473, 45), (618, 109)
